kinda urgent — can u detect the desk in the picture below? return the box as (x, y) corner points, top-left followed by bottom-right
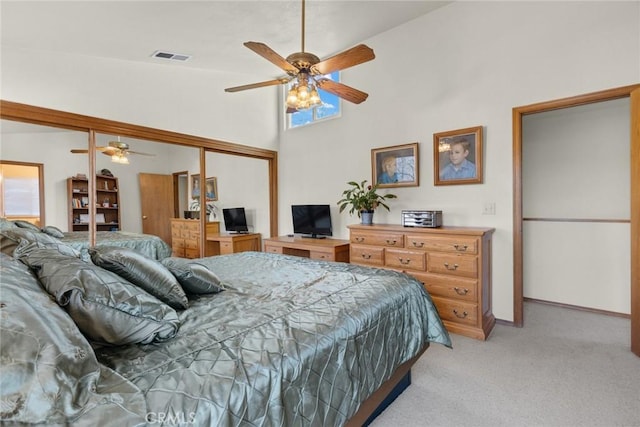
(263, 236), (350, 262)
(206, 232), (262, 256)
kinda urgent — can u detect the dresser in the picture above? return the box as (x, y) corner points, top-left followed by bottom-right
(348, 224), (495, 340)
(170, 219), (220, 259)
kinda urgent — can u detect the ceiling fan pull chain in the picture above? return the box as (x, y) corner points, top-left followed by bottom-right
(301, 0), (306, 53)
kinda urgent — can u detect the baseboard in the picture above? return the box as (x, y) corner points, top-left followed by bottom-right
(524, 297), (631, 319)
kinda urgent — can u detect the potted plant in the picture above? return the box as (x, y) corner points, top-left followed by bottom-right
(337, 180), (397, 225)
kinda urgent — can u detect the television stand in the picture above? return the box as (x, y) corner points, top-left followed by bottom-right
(264, 236), (350, 262)
(301, 234), (326, 239)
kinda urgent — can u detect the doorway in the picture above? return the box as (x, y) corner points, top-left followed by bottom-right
(0, 161), (44, 227)
(513, 84), (640, 356)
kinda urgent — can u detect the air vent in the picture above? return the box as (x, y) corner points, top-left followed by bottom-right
(151, 50), (192, 62)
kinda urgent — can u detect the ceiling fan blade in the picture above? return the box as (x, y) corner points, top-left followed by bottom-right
(244, 42), (299, 74)
(99, 147), (119, 156)
(311, 44), (375, 75)
(127, 151), (155, 156)
(225, 77), (291, 93)
(286, 107), (299, 114)
(70, 146), (110, 154)
(316, 79), (369, 104)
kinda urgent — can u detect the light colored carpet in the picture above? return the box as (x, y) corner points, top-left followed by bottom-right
(371, 301), (640, 427)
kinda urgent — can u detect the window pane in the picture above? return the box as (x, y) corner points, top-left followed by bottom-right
(315, 90), (340, 120)
(4, 177), (40, 216)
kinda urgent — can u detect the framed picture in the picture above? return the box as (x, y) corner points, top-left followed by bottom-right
(191, 174), (201, 199)
(371, 142), (419, 188)
(433, 126), (483, 186)
(205, 177), (218, 201)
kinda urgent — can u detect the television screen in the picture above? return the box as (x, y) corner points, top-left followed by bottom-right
(291, 204), (332, 238)
(223, 207), (249, 233)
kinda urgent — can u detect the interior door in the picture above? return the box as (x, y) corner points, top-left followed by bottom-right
(139, 173), (174, 245)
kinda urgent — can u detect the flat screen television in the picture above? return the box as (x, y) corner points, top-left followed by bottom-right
(291, 204), (332, 239)
(222, 207), (249, 233)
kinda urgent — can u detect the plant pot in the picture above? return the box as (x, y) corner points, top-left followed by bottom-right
(360, 210), (374, 225)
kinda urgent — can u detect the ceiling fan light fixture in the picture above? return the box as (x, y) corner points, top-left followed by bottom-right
(286, 74), (322, 111)
(111, 153), (129, 164)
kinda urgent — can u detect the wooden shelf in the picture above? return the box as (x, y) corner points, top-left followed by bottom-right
(68, 175), (121, 232)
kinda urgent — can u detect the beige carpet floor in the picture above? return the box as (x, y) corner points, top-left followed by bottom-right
(371, 301), (640, 427)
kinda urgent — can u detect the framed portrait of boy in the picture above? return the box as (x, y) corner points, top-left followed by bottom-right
(205, 177), (218, 201)
(371, 142), (419, 188)
(433, 126), (483, 186)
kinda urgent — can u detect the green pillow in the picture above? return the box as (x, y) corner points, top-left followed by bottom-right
(161, 257), (225, 295)
(19, 248), (179, 346)
(13, 220), (41, 231)
(42, 225), (65, 238)
(89, 246), (188, 310)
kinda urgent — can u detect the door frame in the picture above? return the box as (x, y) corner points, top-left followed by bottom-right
(513, 84), (640, 356)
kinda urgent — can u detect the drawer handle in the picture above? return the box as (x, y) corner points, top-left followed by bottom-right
(411, 241), (424, 248)
(399, 258), (411, 265)
(361, 253), (372, 260)
(453, 244), (468, 252)
(454, 287), (469, 295)
(444, 262), (459, 270)
(355, 237), (365, 243)
(453, 309), (468, 319)
(386, 239), (397, 246)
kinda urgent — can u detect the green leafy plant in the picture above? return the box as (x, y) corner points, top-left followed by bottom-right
(337, 180), (397, 217)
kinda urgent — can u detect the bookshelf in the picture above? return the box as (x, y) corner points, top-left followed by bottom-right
(68, 174), (121, 232)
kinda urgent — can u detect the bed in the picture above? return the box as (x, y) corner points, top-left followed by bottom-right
(0, 242), (451, 426)
(60, 230), (172, 260)
(0, 218), (172, 260)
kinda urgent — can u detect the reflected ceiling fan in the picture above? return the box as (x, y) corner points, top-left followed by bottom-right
(224, 0), (375, 112)
(70, 137), (155, 164)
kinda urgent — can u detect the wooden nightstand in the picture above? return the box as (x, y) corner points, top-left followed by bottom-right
(206, 232), (261, 256)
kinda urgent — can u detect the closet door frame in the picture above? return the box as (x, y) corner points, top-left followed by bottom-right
(513, 84), (640, 356)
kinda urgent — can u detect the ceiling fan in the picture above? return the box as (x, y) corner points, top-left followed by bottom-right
(224, 0), (375, 112)
(70, 138), (155, 164)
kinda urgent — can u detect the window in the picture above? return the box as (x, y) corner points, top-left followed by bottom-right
(286, 71), (341, 129)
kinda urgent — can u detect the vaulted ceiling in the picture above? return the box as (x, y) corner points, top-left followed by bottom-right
(1, 1), (449, 78)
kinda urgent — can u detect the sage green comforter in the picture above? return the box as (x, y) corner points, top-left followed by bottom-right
(96, 252), (451, 426)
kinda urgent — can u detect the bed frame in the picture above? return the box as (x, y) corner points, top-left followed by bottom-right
(346, 345), (428, 426)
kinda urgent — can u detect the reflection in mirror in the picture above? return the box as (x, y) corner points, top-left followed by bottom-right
(205, 150), (270, 238)
(0, 161), (44, 226)
(1, 119), (88, 230)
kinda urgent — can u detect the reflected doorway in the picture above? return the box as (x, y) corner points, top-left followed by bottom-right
(0, 161), (44, 226)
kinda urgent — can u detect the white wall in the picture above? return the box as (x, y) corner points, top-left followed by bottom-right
(2, 1), (638, 322)
(277, 1), (640, 321)
(522, 99), (631, 313)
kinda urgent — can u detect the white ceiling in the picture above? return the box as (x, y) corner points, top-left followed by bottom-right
(1, 0), (449, 80)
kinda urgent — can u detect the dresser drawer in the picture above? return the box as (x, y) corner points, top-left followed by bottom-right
(350, 244), (384, 266)
(265, 245), (283, 254)
(184, 239), (199, 250)
(385, 249), (426, 271)
(407, 235), (478, 255)
(350, 232), (404, 248)
(410, 272), (478, 302)
(431, 296), (478, 326)
(427, 253), (478, 278)
(310, 251), (334, 261)
(184, 248), (200, 259)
